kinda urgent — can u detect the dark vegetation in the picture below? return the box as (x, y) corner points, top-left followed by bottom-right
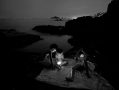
(1, 0), (118, 90)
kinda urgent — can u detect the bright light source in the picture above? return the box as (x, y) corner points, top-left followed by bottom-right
(80, 54), (84, 57)
(71, 16), (78, 19)
(57, 61), (62, 65)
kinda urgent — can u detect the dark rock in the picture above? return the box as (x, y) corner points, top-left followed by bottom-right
(32, 25), (65, 36)
(0, 29), (43, 50)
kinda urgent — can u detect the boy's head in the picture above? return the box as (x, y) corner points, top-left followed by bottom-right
(50, 44), (58, 50)
(57, 48), (63, 53)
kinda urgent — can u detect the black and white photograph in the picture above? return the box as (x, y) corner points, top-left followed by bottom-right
(0, 0), (118, 90)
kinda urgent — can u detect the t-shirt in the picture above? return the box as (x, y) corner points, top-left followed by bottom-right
(55, 53), (64, 60)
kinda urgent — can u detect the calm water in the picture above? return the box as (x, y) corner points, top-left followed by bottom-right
(20, 33), (73, 53)
(0, 18), (73, 53)
(0, 18), (67, 31)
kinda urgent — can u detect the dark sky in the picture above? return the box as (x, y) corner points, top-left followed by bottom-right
(0, 0), (111, 19)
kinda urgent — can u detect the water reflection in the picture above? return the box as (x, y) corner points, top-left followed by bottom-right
(21, 33), (73, 53)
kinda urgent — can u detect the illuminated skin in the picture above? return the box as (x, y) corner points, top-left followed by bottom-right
(56, 53), (64, 60)
(79, 54), (85, 65)
(51, 48), (56, 53)
(74, 54), (85, 66)
(80, 54), (84, 58)
(55, 52), (67, 69)
(55, 53), (64, 65)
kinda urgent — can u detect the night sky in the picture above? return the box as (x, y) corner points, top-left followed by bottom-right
(0, 0), (111, 19)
